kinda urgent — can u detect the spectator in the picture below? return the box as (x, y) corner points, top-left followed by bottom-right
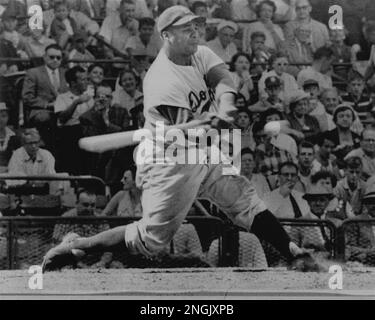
(263, 161), (310, 218)
(50, 1), (99, 49)
(297, 46), (334, 91)
(207, 20), (238, 64)
(295, 140), (320, 192)
(102, 168), (142, 217)
(261, 108), (298, 157)
(310, 171), (354, 226)
(314, 135), (340, 178)
(249, 76), (284, 114)
(248, 31), (271, 79)
(258, 53), (299, 103)
(240, 148), (270, 199)
(341, 70), (372, 123)
(54, 66), (94, 175)
(242, 0), (285, 53)
(125, 17), (161, 59)
(281, 24), (314, 78)
(191, 1), (208, 44)
(284, 0), (329, 52)
(105, 0), (152, 18)
(99, 0), (139, 59)
(253, 121), (296, 190)
(86, 64), (105, 97)
(79, 83), (131, 179)
(235, 108), (254, 150)
(112, 69), (143, 113)
(229, 52), (254, 103)
(328, 27), (353, 86)
(320, 104), (361, 166)
(0, 103), (20, 173)
(0, 8), (27, 75)
(70, 0), (106, 19)
(24, 27), (56, 60)
(22, 44), (69, 152)
(302, 79), (333, 133)
(334, 156), (367, 216)
(285, 89), (321, 143)
(345, 128), (375, 181)
(7, 128), (56, 186)
(52, 189), (114, 268)
(68, 31), (96, 70)
(231, 0), (257, 21)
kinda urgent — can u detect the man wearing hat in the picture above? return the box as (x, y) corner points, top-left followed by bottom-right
(207, 19), (238, 64)
(43, 5), (319, 272)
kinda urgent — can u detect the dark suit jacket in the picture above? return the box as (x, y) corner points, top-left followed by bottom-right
(72, 0), (105, 18)
(79, 106), (131, 137)
(22, 65), (69, 112)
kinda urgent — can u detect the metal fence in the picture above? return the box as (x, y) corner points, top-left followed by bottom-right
(0, 216), (342, 270)
(341, 219), (375, 266)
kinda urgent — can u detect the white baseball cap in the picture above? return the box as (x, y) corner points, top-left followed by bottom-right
(217, 20), (238, 33)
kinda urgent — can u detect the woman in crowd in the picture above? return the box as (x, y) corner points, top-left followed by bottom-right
(285, 90), (321, 144)
(86, 64), (105, 97)
(243, 0), (285, 53)
(113, 69), (143, 113)
(319, 104), (361, 166)
(229, 52), (254, 104)
(102, 168), (142, 218)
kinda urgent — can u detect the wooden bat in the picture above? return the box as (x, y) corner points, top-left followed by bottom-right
(79, 118), (215, 153)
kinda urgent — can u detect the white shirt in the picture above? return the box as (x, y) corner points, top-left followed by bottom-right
(263, 188), (310, 219)
(206, 37), (237, 64)
(54, 91), (94, 126)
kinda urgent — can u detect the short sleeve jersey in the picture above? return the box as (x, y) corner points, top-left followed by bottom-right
(143, 45), (224, 129)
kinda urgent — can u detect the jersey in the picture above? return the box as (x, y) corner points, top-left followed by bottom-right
(138, 45), (225, 165)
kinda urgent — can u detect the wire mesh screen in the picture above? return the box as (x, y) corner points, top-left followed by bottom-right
(343, 219), (375, 266)
(0, 217), (337, 270)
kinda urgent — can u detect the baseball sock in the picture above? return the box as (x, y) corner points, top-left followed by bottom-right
(250, 210), (294, 261)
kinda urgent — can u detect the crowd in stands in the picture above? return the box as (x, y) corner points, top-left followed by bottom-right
(2, 0), (375, 268)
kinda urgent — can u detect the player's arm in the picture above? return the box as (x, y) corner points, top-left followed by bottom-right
(206, 63), (238, 122)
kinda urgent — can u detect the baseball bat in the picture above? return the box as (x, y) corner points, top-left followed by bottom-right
(79, 129), (146, 153)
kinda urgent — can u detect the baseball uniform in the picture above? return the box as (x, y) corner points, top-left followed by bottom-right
(124, 45), (267, 257)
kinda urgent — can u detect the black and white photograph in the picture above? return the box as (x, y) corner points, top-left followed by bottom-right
(0, 0), (375, 304)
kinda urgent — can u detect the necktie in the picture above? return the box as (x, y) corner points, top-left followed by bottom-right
(51, 70), (60, 92)
(289, 193), (303, 218)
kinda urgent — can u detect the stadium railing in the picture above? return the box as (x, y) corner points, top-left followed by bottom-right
(0, 215), (340, 270)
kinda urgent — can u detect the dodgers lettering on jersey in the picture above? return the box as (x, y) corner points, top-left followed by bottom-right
(143, 45), (224, 127)
(137, 45), (226, 165)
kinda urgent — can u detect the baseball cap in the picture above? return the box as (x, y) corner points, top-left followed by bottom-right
(303, 79), (319, 89)
(265, 76), (281, 88)
(217, 20), (238, 33)
(157, 5), (206, 33)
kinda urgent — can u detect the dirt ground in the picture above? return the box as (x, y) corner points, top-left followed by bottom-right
(1, 267), (375, 298)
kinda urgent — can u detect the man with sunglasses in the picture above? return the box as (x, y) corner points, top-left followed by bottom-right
(22, 44), (69, 152)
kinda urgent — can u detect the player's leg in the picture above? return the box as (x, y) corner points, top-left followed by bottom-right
(197, 165), (301, 262)
(43, 164), (208, 271)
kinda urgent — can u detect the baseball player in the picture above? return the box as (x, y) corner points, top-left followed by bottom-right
(43, 6), (320, 272)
